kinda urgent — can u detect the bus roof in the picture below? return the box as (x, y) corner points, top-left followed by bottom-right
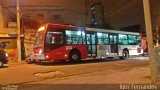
(38, 23), (140, 35)
(46, 23), (78, 30)
(86, 28), (140, 35)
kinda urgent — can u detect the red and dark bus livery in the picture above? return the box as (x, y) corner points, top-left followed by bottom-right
(33, 23), (143, 62)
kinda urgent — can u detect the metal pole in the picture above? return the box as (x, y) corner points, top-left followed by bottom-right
(143, 0), (157, 83)
(156, 26), (159, 47)
(16, 0), (21, 62)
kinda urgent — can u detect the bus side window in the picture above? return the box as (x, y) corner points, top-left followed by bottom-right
(53, 33), (63, 44)
(128, 35), (137, 45)
(137, 35), (142, 45)
(46, 31), (63, 44)
(51, 33), (56, 44)
(119, 34), (128, 45)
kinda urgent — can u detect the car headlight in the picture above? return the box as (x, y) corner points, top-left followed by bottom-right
(5, 53), (8, 57)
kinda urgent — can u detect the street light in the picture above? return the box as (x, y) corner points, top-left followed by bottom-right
(16, 0), (21, 62)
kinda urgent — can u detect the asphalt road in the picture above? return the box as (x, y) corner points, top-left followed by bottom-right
(0, 56), (156, 90)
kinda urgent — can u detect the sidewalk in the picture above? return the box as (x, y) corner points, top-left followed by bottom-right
(129, 56), (149, 60)
(7, 60), (26, 65)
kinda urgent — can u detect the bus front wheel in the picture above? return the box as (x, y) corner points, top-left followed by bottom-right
(69, 51), (81, 62)
(120, 50), (129, 60)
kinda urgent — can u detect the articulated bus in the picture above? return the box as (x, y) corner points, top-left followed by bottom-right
(33, 23), (143, 62)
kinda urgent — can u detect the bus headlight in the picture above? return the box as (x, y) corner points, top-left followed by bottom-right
(39, 49), (43, 54)
(5, 53), (8, 57)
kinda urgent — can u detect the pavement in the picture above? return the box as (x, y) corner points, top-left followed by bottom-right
(129, 56), (149, 60)
(0, 57), (160, 90)
(1, 58), (150, 84)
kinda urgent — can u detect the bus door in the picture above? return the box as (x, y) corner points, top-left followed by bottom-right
(86, 32), (96, 57)
(109, 34), (118, 55)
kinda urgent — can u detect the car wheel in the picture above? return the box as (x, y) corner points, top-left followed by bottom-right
(69, 51), (81, 62)
(0, 61), (4, 68)
(26, 59), (32, 64)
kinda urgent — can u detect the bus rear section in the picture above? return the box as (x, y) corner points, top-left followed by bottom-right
(117, 34), (143, 59)
(33, 24), (87, 62)
(86, 28), (143, 59)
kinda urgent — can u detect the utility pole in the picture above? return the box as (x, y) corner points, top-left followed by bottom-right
(156, 25), (159, 47)
(143, 0), (157, 83)
(16, 0), (21, 62)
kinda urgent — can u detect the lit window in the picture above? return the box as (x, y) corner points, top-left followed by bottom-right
(119, 34), (128, 45)
(128, 35), (137, 45)
(66, 30), (85, 44)
(97, 33), (109, 45)
(46, 31), (63, 44)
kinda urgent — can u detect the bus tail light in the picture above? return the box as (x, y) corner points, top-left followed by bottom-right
(46, 55), (49, 59)
(39, 49), (43, 54)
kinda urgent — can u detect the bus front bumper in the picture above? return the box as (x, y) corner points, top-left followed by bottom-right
(33, 54), (46, 61)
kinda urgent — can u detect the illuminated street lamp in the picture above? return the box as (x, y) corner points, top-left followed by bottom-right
(16, 0), (21, 62)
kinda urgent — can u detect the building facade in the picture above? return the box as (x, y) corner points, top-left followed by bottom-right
(0, 0), (87, 61)
(0, 4), (18, 62)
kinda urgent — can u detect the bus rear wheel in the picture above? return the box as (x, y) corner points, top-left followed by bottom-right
(120, 50), (129, 60)
(69, 51), (81, 62)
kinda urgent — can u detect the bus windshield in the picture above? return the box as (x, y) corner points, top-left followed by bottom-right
(34, 31), (44, 48)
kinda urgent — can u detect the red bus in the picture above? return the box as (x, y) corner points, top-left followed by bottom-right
(32, 23), (143, 62)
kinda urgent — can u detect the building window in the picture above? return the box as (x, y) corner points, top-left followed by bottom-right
(53, 15), (60, 20)
(37, 14), (44, 18)
(52, 15), (61, 23)
(36, 13), (45, 23)
(90, 3), (105, 25)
